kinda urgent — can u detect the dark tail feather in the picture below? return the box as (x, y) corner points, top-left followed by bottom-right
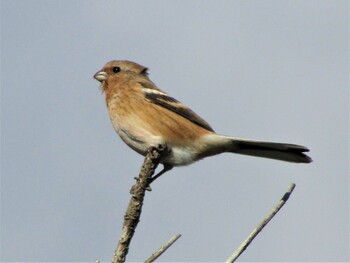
(230, 139), (312, 163)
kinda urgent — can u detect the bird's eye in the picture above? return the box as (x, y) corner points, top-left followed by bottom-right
(112, 66), (121, 73)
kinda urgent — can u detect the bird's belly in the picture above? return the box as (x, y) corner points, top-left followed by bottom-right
(161, 146), (198, 166)
(117, 128), (198, 166)
(116, 127), (162, 156)
(109, 108), (203, 166)
(115, 126), (199, 167)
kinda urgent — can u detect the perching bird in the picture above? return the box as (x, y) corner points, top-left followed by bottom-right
(94, 60), (312, 179)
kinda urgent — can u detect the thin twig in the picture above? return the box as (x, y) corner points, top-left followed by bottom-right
(226, 183), (296, 263)
(111, 145), (167, 263)
(145, 234), (182, 263)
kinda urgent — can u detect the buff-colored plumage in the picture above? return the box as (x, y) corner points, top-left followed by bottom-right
(94, 60), (312, 175)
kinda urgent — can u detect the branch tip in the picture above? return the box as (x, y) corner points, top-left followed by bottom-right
(226, 183), (297, 263)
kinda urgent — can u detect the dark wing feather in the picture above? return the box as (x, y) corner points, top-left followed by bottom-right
(141, 83), (214, 132)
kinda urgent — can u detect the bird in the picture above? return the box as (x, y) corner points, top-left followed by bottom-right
(94, 60), (312, 180)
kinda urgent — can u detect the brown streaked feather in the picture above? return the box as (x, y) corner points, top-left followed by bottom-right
(141, 85), (214, 132)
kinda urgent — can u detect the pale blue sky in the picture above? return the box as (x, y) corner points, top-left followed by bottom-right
(1, 0), (349, 262)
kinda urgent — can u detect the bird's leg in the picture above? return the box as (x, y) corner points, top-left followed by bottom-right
(145, 144), (172, 191)
(149, 164), (173, 184)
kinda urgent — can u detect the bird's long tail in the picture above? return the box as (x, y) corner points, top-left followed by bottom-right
(203, 134), (312, 163)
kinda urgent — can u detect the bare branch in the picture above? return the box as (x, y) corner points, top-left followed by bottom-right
(144, 234), (182, 263)
(111, 145), (167, 263)
(226, 183), (296, 263)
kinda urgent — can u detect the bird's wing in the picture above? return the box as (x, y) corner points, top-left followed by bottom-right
(140, 81), (214, 132)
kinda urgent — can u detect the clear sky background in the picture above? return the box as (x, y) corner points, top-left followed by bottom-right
(1, 1), (349, 262)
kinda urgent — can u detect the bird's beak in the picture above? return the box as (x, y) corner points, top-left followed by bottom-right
(94, 70), (107, 82)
